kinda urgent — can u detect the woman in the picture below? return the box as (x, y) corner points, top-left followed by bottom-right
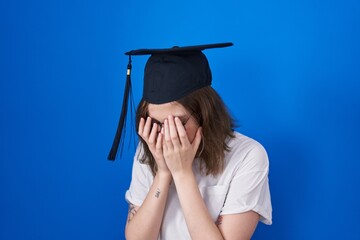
(108, 43), (272, 239)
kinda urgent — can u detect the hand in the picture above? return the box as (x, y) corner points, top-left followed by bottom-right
(162, 115), (202, 176)
(138, 117), (170, 175)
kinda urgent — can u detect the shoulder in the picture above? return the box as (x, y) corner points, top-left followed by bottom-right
(224, 131), (269, 173)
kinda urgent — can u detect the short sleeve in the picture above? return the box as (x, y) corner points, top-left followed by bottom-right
(125, 145), (153, 207)
(221, 143), (272, 225)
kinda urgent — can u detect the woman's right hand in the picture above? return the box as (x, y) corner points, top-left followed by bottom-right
(138, 117), (170, 176)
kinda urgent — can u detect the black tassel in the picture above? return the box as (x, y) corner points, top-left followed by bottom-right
(108, 56), (133, 160)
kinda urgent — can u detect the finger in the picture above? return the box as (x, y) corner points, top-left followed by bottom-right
(162, 127), (168, 153)
(138, 117), (145, 135)
(175, 117), (189, 146)
(142, 116), (152, 139)
(164, 119), (174, 150)
(168, 116), (181, 149)
(156, 131), (163, 151)
(192, 127), (202, 152)
(148, 123), (158, 146)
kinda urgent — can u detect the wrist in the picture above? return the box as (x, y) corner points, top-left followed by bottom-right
(171, 169), (194, 183)
(156, 170), (172, 183)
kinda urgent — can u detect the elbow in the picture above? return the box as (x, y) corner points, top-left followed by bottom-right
(124, 227), (136, 240)
(125, 227), (155, 240)
(124, 224), (133, 240)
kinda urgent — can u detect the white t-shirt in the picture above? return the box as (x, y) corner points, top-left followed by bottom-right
(125, 132), (272, 239)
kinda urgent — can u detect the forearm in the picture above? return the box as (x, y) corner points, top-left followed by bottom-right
(125, 173), (171, 240)
(173, 171), (224, 240)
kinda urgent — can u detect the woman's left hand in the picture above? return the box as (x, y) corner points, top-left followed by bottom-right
(162, 115), (202, 176)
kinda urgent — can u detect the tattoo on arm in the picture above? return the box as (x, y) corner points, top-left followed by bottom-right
(127, 203), (137, 223)
(155, 188), (161, 198)
(215, 215), (223, 226)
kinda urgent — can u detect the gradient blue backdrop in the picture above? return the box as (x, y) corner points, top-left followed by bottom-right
(1, 0), (360, 239)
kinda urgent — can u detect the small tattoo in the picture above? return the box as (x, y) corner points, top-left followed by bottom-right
(215, 215), (223, 225)
(127, 204), (137, 223)
(155, 188), (161, 198)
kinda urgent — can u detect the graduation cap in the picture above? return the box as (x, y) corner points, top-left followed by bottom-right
(108, 42), (233, 160)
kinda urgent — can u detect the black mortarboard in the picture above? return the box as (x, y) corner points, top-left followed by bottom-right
(108, 42), (233, 160)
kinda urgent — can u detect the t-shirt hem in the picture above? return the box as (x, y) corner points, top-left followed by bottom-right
(125, 190), (144, 207)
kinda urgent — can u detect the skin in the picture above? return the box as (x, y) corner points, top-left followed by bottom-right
(125, 102), (259, 240)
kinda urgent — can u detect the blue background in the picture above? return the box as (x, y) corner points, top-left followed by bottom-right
(1, 0), (360, 239)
